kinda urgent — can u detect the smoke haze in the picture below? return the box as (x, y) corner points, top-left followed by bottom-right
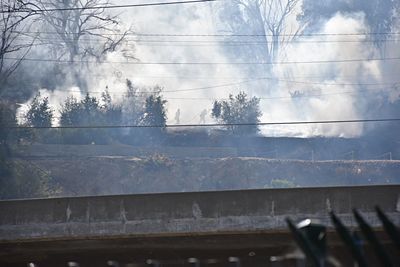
(16, 0), (400, 137)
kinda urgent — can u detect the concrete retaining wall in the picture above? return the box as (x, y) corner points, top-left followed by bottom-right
(0, 185), (399, 242)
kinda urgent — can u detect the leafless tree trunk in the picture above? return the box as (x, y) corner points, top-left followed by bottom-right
(34, 0), (134, 89)
(214, 0), (304, 93)
(222, 0), (303, 63)
(0, 0), (37, 93)
(231, 0), (302, 63)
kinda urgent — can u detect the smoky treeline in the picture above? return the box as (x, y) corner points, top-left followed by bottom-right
(0, 0), (399, 138)
(2, 83), (262, 146)
(1, 0), (400, 199)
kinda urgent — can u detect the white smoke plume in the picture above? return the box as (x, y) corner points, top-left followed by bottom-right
(17, 1), (400, 137)
(269, 12), (385, 137)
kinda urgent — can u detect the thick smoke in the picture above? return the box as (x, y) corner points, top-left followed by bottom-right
(270, 12), (386, 137)
(17, 1), (400, 137)
(95, 2), (245, 125)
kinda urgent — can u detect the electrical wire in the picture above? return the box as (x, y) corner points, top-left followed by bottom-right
(6, 118), (400, 129)
(12, 86), (397, 115)
(0, 0), (217, 13)
(10, 35), (400, 45)
(60, 81), (397, 95)
(4, 56), (400, 65)
(11, 30), (400, 37)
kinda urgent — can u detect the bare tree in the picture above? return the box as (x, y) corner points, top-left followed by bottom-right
(0, 0), (37, 92)
(217, 0), (302, 64)
(34, 0), (134, 88)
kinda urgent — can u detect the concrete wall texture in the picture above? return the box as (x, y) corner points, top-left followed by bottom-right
(0, 185), (399, 243)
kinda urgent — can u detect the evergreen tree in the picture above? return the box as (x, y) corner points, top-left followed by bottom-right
(142, 92), (167, 128)
(59, 96), (81, 126)
(101, 89), (122, 126)
(138, 88), (168, 143)
(25, 92), (53, 127)
(122, 79), (142, 126)
(59, 91), (122, 144)
(0, 102), (56, 199)
(212, 91), (262, 135)
(0, 101), (16, 146)
(59, 93), (103, 126)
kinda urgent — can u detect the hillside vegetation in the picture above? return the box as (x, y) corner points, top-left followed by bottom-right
(17, 155), (400, 197)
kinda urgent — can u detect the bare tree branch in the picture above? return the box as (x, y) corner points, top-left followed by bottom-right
(0, 0), (37, 91)
(219, 0), (302, 64)
(31, 0), (134, 89)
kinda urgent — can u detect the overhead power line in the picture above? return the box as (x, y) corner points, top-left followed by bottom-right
(116, 32), (400, 37)
(12, 84), (396, 107)
(46, 87), (395, 100)
(12, 36), (400, 46)
(6, 118), (400, 129)
(12, 30), (400, 37)
(65, 71), (400, 81)
(69, 69), (400, 80)
(62, 80), (397, 95)
(130, 40), (400, 47)
(0, 0), (217, 13)
(4, 56), (400, 65)
(145, 80), (398, 93)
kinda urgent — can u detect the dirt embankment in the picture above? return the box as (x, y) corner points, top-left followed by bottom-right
(26, 156), (400, 197)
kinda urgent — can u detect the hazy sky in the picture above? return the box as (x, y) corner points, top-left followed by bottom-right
(18, 0), (400, 137)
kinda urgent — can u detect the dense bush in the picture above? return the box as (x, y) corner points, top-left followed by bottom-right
(212, 91), (262, 135)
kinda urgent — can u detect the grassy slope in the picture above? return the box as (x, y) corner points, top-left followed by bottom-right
(25, 156), (400, 197)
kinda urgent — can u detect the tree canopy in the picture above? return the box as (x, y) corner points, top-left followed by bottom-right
(212, 91), (262, 135)
(25, 92), (53, 127)
(142, 93), (167, 127)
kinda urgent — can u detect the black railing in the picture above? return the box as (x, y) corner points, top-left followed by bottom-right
(283, 206), (399, 266)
